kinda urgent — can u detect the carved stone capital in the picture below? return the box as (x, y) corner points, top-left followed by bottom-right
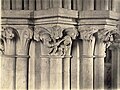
(1, 26), (16, 39)
(34, 25), (78, 56)
(1, 26), (18, 54)
(97, 26), (118, 42)
(96, 26), (120, 48)
(78, 26), (98, 40)
(16, 26), (33, 54)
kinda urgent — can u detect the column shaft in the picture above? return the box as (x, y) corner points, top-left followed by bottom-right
(112, 48), (117, 88)
(24, 0), (29, 10)
(42, 0), (49, 9)
(105, 0), (109, 10)
(16, 0), (22, 10)
(96, 0), (101, 10)
(64, 0), (71, 9)
(36, 0), (42, 10)
(111, 44), (120, 89)
(49, 0), (53, 8)
(40, 57), (50, 90)
(73, 0), (77, 10)
(77, 0), (83, 10)
(101, 0), (105, 10)
(63, 57), (70, 90)
(29, 41), (35, 90)
(29, 0), (35, 10)
(112, 0), (117, 11)
(16, 57), (29, 90)
(3, 0), (10, 10)
(80, 40), (94, 89)
(71, 40), (80, 90)
(118, 48), (120, 89)
(1, 40), (16, 90)
(52, 0), (62, 8)
(50, 57), (63, 89)
(94, 41), (105, 89)
(12, 0), (16, 10)
(83, 0), (94, 10)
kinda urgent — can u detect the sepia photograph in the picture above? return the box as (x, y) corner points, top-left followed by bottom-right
(0, 0), (120, 90)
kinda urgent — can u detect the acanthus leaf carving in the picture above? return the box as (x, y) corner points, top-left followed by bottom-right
(34, 25), (78, 56)
(97, 26), (120, 48)
(16, 26), (33, 54)
(1, 26), (16, 39)
(78, 26), (98, 40)
(1, 26), (18, 54)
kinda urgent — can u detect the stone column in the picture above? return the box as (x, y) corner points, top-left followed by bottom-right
(71, 40), (81, 90)
(34, 25), (78, 90)
(94, 26), (118, 89)
(2, 0), (10, 10)
(79, 26), (97, 89)
(105, 0), (109, 10)
(12, 0), (16, 9)
(94, 39), (106, 89)
(95, 0), (101, 10)
(42, 0), (49, 9)
(112, 0), (118, 11)
(1, 26), (17, 90)
(52, 0), (62, 8)
(16, 0), (22, 10)
(29, 0), (35, 10)
(64, 0), (71, 9)
(50, 56), (63, 90)
(15, 26), (33, 90)
(36, 0), (42, 10)
(83, 0), (94, 10)
(111, 42), (120, 89)
(24, 0), (29, 10)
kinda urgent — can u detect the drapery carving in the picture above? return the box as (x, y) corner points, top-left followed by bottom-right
(34, 25), (78, 56)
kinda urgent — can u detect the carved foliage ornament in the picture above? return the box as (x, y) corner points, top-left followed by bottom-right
(1, 26), (16, 39)
(1, 26), (18, 54)
(97, 26), (120, 48)
(34, 25), (78, 55)
(79, 26), (99, 40)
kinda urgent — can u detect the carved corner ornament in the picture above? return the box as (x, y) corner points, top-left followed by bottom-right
(34, 25), (78, 56)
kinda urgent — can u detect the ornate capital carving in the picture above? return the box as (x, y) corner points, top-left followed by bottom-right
(34, 25), (78, 56)
(16, 26), (33, 54)
(97, 26), (118, 42)
(78, 26), (98, 40)
(97, 26), (119, 48)
(1, 26), (17, 39)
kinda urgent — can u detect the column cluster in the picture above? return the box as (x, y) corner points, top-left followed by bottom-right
(0, 24), (120, 90)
